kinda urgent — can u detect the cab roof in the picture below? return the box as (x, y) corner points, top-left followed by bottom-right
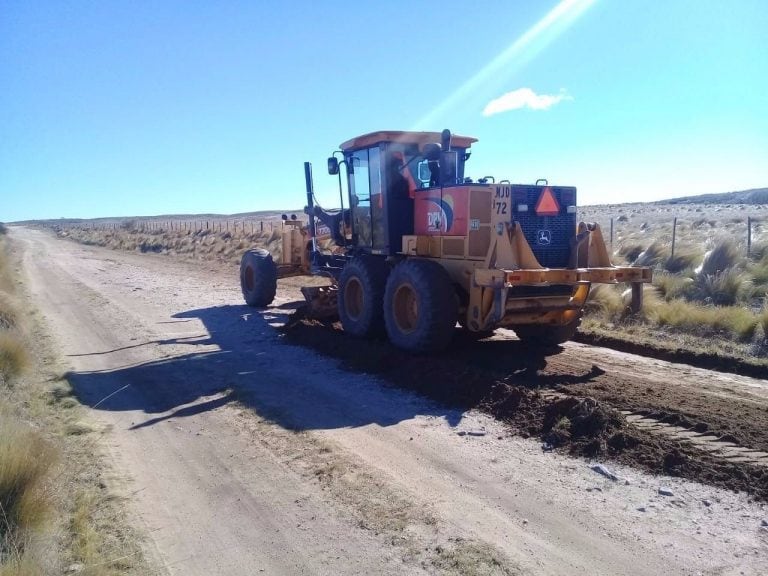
(340, 131), (478, 152)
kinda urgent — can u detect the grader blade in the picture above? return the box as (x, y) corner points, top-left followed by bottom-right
(300, 285), (339, 319)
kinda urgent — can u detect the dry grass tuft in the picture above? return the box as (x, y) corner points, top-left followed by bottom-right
(0, 336), (27, 383)
(625, 284), (663, 321)
(693, 267), (754, 306)
(0, 416), (56, 568)
(70, 493), (101, 570)
(748, 255), (768, 292)
(584, 285), (625, 320)
(0, 295), (18, 332)
(648, 300), (758, 342)
(664, 246), (702, 273)
(698, 238), (743, 276)
(654, 272), (694, 301)
(759, 303), (768, 342)
(633, 241), (668, 267)
(617, 243), (644, 264)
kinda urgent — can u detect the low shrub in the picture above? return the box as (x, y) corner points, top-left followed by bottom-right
(624, 284), (662, 321)
(748, 255), (768, 288)
(584, 285), (625, 320)
(0, 335), (27, 383)
(0, 294), (18, 331)
(663, 246), (702, 273)
(648, 299), (758, 342)
(759, 303), (768, 342)
(692, 267), (754, 306)
(633, 241), (668, 267)
(654, 272), (694, 301)
(698, 238), (742, 276)
(0, 415), (56, 567)
(617, 243), (644, 264)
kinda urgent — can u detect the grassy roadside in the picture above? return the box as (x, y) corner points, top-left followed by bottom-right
(0, 226), (151, 575)
(56, 220), (286, 264)
(578, 236), (768, 376)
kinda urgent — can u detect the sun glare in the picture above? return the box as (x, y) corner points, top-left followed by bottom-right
(412, 0), (597, 129)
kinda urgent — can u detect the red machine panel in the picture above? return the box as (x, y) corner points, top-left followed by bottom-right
(414, 186), (470, 236)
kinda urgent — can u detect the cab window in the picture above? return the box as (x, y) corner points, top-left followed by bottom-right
(348, 147), (383, 249)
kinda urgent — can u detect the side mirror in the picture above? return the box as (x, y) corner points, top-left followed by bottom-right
(327, 157), (339, 175)
(417, 160), (431, 185)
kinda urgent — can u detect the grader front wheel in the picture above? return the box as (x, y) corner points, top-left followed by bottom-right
(384, 259), (457, 353)
(240, 249), (277, 307)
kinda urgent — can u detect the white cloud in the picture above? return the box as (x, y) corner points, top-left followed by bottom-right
(482, 88), (572, 117)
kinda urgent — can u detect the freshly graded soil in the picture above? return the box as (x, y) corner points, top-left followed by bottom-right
(283, 316), (768, 501)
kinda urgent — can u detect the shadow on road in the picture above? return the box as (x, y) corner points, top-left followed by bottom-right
(69, 301), (602, 434)
(68, 304), (471, 432)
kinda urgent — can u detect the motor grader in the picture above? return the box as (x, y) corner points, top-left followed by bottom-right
(239, 129), (652, 352)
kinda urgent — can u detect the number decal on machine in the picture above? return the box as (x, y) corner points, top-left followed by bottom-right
(494, 185), (511, 216)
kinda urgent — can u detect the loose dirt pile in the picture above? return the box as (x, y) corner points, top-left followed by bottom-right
(283, 316), (768, 501)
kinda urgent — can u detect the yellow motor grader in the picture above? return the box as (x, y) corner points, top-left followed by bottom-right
(240, 129), (652, 352)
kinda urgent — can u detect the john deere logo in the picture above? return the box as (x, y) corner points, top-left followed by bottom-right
(537, 229), (552, 245)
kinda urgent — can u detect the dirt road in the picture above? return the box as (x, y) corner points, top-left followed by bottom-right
(13, 227), (768, 575)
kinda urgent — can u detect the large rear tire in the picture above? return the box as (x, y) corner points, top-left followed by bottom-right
(338, 256), (389, 338)
(384, 259), (458, 353)
(512, 316), (581, 346)
(240, 249), (277, 307)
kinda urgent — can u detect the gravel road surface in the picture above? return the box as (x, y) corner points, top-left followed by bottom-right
(13, 227), (768, 575)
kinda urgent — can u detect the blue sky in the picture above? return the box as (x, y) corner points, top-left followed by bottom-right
(2, 0), (767, 221)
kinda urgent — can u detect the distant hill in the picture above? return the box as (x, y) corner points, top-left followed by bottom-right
(660, 187), (768, 205)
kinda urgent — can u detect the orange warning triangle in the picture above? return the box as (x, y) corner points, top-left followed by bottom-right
(535, 187), (560, 216)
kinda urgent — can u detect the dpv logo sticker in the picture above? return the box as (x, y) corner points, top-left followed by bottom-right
(425, 196), (454, 233)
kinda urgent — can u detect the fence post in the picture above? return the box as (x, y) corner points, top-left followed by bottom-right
(609, 217), (614, 246)
(671, 216), (677, 260)
(747, 216), (752, 257)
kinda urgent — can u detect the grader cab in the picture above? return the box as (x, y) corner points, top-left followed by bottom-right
(240, 129), (652, 352)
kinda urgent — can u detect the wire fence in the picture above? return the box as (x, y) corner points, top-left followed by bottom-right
(598, 215), (763, 257)
(37, 209), (768, 257)
(42, 219), (283, 235)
